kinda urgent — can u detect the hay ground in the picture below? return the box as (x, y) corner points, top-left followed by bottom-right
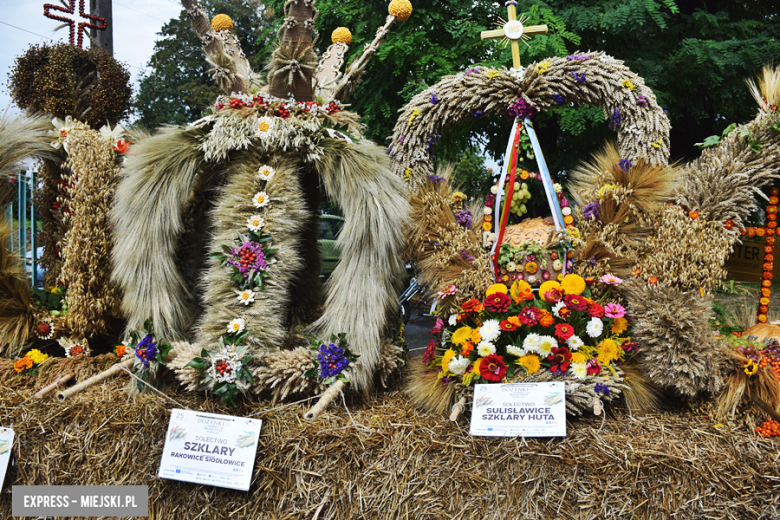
(0, 360), (778, 519)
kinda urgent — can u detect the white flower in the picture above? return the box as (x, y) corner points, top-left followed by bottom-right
(553, 259), (563, 271)
(483, 207), (492, 215)
(477, 341), (496, 357)
(586, 318), (603, 338)
(537, 335), (558, 356)
(506, 261), (517, 272)
(490, 185), (498, 195)
(522, 333), (541, 353)
(571, 362), (588, 379)
(49, 116), (75, 153)
(246, 215), (265, 232)
(448, 314), (458, 327)
(508, 67), (526, 82)
(207, 348), (243, 383)
(527, 275), (537, 285)
(552, 302), (567, 318)
(562, 207), (572, 216)
(253, 191), (269, 208)
(553, 183), (562, 193)
(506, 345), (524, 357)
(256, 116), (275, 137)
(479, 319), (501, 342)
(227, 318), (246, 334)
(257, 165), (275, 181)
(566, 335), (584, 350)
(236, 289), (255, 306)
(448, 355), (471, 375)
(98, 123), (125, 142)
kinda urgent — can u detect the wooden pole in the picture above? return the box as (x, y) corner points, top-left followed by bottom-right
(56, 358), (133, 402)
(90, 0), (114, 55)
(34, 374), (73, 399)
(449, 396), (467, 422)
(303, 380), (345, 420)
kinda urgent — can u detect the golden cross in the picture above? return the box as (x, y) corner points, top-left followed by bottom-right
(481, 2), (548, 68)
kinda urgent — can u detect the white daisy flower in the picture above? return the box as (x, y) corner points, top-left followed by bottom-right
(571, 362), (588, 379)
(562, 207), (572, 216)
(256, 116), (275, 137)
(227, 318), (246, 334)
(566, 335), (584, 351)
(522, 333), (541, 353)
(586, 318), (603, 338)
(448, 355), (471, 375)
(477, 341), (496, 357)
(537, 335), (558, 356)
(506, 345), (524, 357)
(553, 183), (562, 193)
(257, 165), (275, 181)
(253, 191), (269, 208)
(479, 319), (501, 342)
(508, 67), (526, 82)
(483, 207), (492, 215)
(49, 116), (75, 153)
(448, 314), (458, 327)
(552, 302), (567, 318)
(236, 289), (255, 306)
(246, 215), (265, 232)
(98, 123), (125, 142)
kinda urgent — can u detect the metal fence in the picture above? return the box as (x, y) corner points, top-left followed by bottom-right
(4, 170), (39, 288)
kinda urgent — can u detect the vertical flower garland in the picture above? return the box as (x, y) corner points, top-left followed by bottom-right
(738, 186), (778, 323)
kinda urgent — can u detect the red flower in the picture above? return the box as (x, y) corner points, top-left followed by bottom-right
(554, 323), (574, 341)
(499, 318), (519, 331)
(587, 302), (605, 318)
(543, 288), (563, 303)
(423, 339), (437, 365)
(484, 292), (511, 313)
(113, 138), (131, 154)
(518, 306), (542, 326)
(480, 354), (508, 382)
(586, 359), (601, 375)
(547, 346), (572, 373)
(461, 298), (484, 314)
(563, 294), (588, 311)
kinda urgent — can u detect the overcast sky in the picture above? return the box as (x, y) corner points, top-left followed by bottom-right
(1, 0), (183, 119)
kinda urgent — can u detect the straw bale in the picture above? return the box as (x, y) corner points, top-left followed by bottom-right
(0, 369), (777, 519)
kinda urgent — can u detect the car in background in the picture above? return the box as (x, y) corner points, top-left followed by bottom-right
(318, 214), (344, 278)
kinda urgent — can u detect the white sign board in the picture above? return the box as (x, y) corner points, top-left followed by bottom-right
(158, 409), (262, 491)
(470, 382), (566, 437)
(0, 427), (13, 486)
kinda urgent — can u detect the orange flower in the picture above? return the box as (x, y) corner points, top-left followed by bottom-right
(539, 312), (554, 327)
(769, 214), (777, 221)
(764, 262), (774, 271)
(520, 170), (529, 180)
(763, 279), (772, 288)
(748, 227), (756, 237)
(759, 314), (768, 323)
(725, 220), (734, 230)
(771, 196), (779, 205)
(769, 228), (777, 235)
(484, 214), (491, 222)
(761, 287), (772, 297)
(14, 356), (33, 373)
(113, 138), (131, 154)
(766, 246), (774, 254)
(567, 250), (574, 259)
(768, 205), (778, 214)
(631, 267), (642, 277)
(768, 236), (776, 246)
(689, 210), (699, 220)
(461, 342), (474, 356)
(767, 254), (775, 263)
(525, 261), (538, 274)
(483, 222), (492, 231)
(772, 187), (779, 196)
(648, 276), (659, 285)
(760, 297), (771, 306)
(115, 344), (127, 358)
(764, 271), (773, 280)
(760, 305), (769, 314)
(770, 222), (778, 229)
(550, 251), (558, 260)
(563, 215), (574, 225)
(757, 227), (767, 237)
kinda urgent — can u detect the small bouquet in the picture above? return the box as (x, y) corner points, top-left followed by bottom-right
(186, 320), (254, 408)
(305, 333), (358, 386)
(126, 318), (173, 391)
(13, 348), (49, 375)
(211, 230), (278, 292)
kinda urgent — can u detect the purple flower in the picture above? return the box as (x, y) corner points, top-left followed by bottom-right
(431, 92), (439, 104)
(608, 108), (622, 130)
(559, 197), (570, 208)
(399, 135), (405, 142)
(387, 146), (392, 155)
(465, 67), (480, 75)
(460, 248), (475, 262)
(473, 110), (483, 118)
(227, 241), (267, 279)
(571, 72), (586, 82)
(318, 343), (349, 379)
(426, 174), (445, 185)
(135, 334), (158, 367)
(583, 201), (601, 221)
(553, 94), (565, 106)
(567, 54), (591, 61)
(618, 159), (631, 173)
(637, 94), (648, 106)
(506, 97), (537, 121)
(454, 208), (473, 228)
(594, 383), (610, 396)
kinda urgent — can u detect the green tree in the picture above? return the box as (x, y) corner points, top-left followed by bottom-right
(133, 0), (273, 129)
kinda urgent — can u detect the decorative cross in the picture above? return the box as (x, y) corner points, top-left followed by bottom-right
(44, 0), (107, 49)
(481, 2), (548, 68)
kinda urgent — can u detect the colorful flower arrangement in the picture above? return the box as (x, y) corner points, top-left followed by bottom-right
(424, 274), (634, 391)
(58, 337), (90, 357)
(212, 231), (277, 292)
(13, 349), (49, 375)
(125, 318), (173, 391)
(185, 322), (254, 408)
(304, 333), (358, 386)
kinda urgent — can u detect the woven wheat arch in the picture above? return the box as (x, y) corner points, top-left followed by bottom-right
(388, 52), (671, 189)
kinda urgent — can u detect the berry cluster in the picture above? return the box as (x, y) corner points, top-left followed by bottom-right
(215, 360), (233, 376)
(229, 98), (247, 109)
(325, 102), (341, 115)
(755, 419), (780, 437)
(275, 103), (290, 119)
(759, 352), (780, 380)
(37, 322), (51, 336)
(238, 246), (258, 268)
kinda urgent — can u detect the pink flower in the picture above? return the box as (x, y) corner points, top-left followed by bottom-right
(437, 285), (458, 299)
(600, 274), (623, 286)
(604, 303), (626, 318)
(428, 318), (444, 335)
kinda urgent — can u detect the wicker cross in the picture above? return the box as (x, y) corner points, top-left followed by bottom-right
(480, 2), (548, 68)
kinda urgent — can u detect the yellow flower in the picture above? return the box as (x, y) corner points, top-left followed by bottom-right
(388, 0), (413, 21)
(408, 108), (420, 126)
(486, 70), (501, 80)
(651, 139), (663, 149)
(441, 349), (457, 373)
(472, 357), (483, 374)
(403, 168), (412, 181)
(452, 191), (467, 203)
(538, 280), (562, 302)
(598, 184), (617, 198)
(570, 352), (587, 364)
(611, 317), (629, 334)
(744, 359), (758, 376)
(516, 354), (541, 375)
(26, 349), (48, 364)
(331, 27), (353, 45)
(452, 326), (473, 346)
(471, 329), (483, 345)
(510, 279), (532, 300)
(566, 227), (581, 240)
(486, 283), (508, 297)
(621, 78), (636, 90)
(560, 274), (586, 295)
(597, 338), (620, 365)
(211, 14), (234, 32)
(535, 61), (550, 75)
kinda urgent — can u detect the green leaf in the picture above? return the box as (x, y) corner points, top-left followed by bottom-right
(221, 244), (233, 255)
(303, 369), (316, 378)
(200, 348), (209, 358)
(694, 135), (721, 149)
(722, 123), (737, 137)
(185, 358), (208, 370)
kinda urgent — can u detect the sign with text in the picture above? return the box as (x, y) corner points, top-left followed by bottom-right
(470, 382), (566, 437)
(725, 235), (780, 282)
(158, 409), (261, 491)
(0, 427), (13, 486)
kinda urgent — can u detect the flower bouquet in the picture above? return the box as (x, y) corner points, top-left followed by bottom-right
(185, 319), (254, 408)
(126, 318), (173, 391)
(13, 348), (49, 375)
(424, 274), (634, 401)
(210, 229), (278, 292)
(304, 333), (358, 386)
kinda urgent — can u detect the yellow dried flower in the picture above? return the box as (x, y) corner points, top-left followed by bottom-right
(331, 27), (353, 45)
(486, 70), (501, 80)
(535, 61), (550, 75)
(389, 0), (413, 21)
(408, 108), (420, 126)
(621, 78), (636, 90)
(211, 14), (234, 32)
(26, 349), (48, 364)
